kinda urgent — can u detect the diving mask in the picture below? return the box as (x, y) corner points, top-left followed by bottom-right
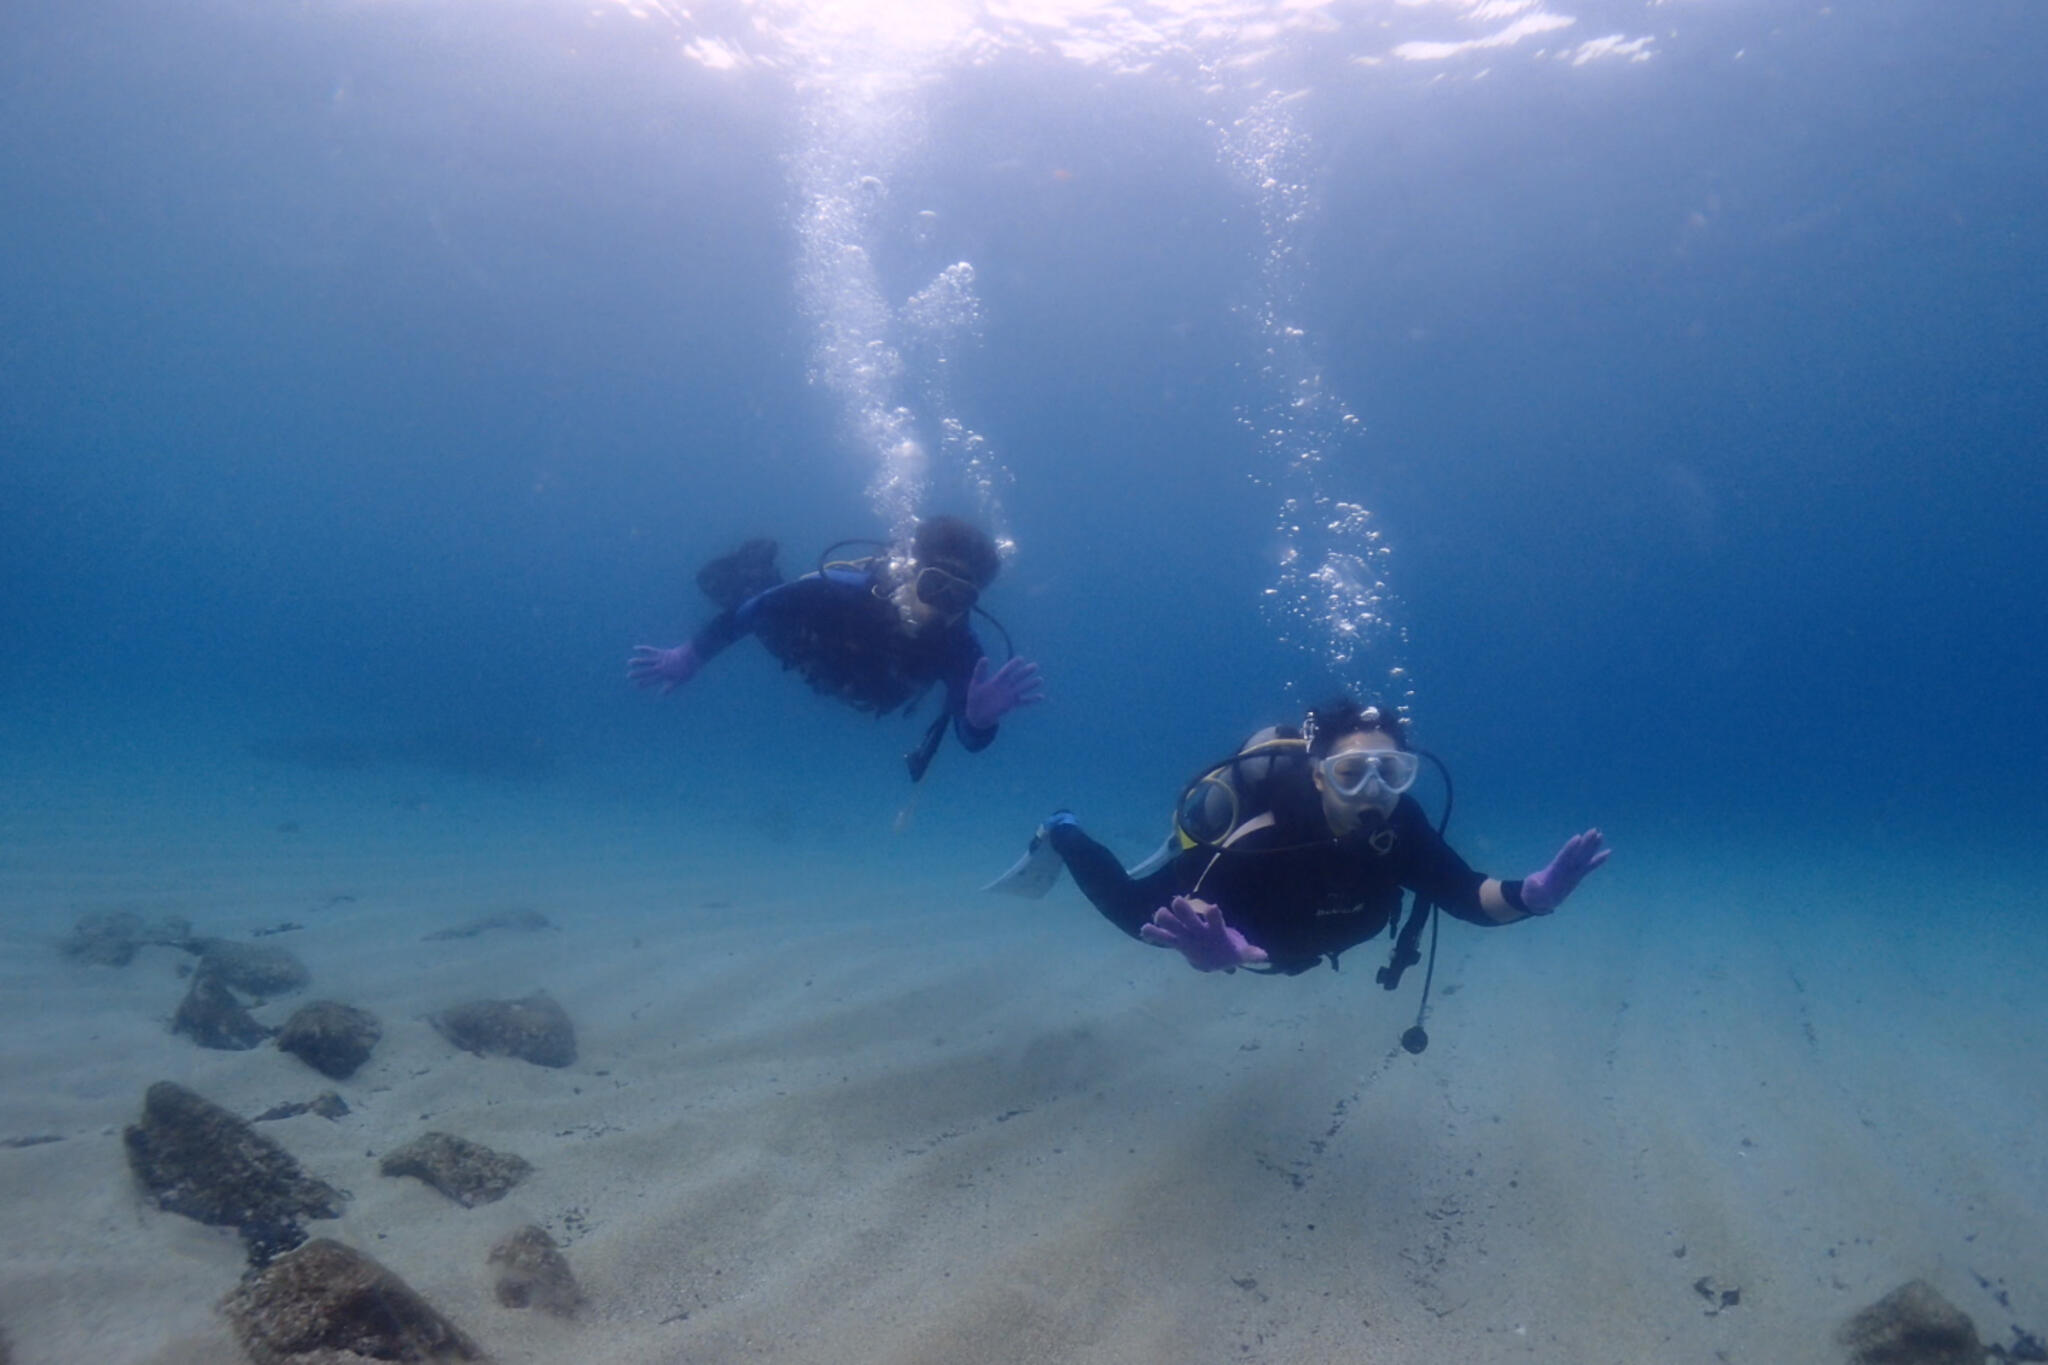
(1318, 748), (1419, 800)
(914, 564), (979, 615)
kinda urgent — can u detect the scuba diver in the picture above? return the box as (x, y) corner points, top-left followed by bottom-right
(990, 696), (1607, 988)
(628, 515), (1044, 780)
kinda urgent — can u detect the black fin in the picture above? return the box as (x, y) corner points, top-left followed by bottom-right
(696, 538), (783, 611)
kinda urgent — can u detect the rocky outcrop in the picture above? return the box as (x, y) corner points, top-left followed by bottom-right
(276, 1001), (382, 1079)
(252, 1093), (350, 1124)
(220, 1238), (487, 1364)
(189, 938), (311, 996)
(428, 993), (575, 1068)
(379, 1132), (531, 1208)
(123, 1081), (344, 1265)
(173, 968), (272, 1051)
(1839, 1279), (1983, 1365)
(60, 910), (190, 966)
(488, 1225), (583, 1318)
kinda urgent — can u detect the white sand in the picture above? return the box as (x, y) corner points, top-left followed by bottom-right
(2, 750), (2044, 1364)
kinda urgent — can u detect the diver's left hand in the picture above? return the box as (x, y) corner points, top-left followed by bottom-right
(963, 655), (1045, 730)
(628, 642), (702, 694)
(1521, 828), (1611, 913)
(1139, 896), (1269, 973)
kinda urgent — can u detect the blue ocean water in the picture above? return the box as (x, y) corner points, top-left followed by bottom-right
(5, 0), (2042, 852)
(2, 1), (2045, 1357)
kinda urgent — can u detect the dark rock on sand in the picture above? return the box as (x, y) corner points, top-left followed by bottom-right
(380, 1132), (531, 1207)
(190, 938), (311, 996)
(276, 1001), (382, 1079)
(488, 1225), (583, 1318)
(60, 909), (191, 966)
(174, 968), (272, 1050)
(253, 1093), (351, 1123)
(421, 909), (554, 941)
(429, 992), (576, 1068)
(1999, 1328), (2048, 1363)
(1840, 1279), (1983, 1365)
(221, 1237), (486, 1364)
(123, 1081), (344, 1265)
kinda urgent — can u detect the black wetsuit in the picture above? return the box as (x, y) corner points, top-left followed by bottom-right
(1049, 770), (1512, 974)
(690, 562), (997, 754)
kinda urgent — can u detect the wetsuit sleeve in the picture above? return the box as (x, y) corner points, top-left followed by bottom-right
(689, 577), (825, 664)
(1393, 801), (1496, 927)
(946, 625), (997, 752)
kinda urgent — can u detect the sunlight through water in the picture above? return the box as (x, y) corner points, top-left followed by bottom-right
(638, 0), (1654, 689)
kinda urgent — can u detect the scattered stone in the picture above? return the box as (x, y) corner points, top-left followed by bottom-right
(253, 1093), (351, 1123)
(220, 1237), (487, 1364)
(429, 992), (576, 1068)
(380, 1132), (531, 1208)
(173, 968), (272, 1050)
(1840, 1279), (1983, 1365)
(1, 1134), (63, 1149)
(1973, 1271), (2012, 1311)
(252, 922), (304, 938)
(421, 909), (555, 941)
(488, 1225), (583, 1318)
(60, 910), (191, 966)
(123, 1081), (345, 1265)
(1690, 1274), (1745, 1315)
(189, 938), (311, 996)
(276, 1001), (382, 1079)
(1998, 1328), (2048, 1363)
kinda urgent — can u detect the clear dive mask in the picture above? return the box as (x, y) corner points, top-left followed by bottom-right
(913, 564), (979, 615)
(1317, 748), (1420, 801)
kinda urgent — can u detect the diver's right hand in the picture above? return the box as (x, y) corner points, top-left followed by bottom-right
(963, 655), (1046, 730)
(627, 642), (701, 694)
(1138, 896), (1269, 974)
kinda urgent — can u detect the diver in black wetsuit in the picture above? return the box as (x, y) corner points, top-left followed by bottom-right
(628, 515), (1044, 779)
(995, 697), (1607, 975)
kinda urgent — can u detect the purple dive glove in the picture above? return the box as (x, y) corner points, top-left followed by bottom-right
(627, 642), (702, 695)
(1520, 828), (1611, 914)
(1138, 896), (1270, 973)
(963, 655), (1046, 730)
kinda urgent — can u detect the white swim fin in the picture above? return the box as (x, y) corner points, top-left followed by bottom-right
(1124, 831), (1179, 879)
(982, 828), (1065, 898)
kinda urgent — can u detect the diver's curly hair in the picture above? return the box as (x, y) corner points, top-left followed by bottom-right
(911, 515), (1002, 588)
(1305, 696), (1409, 757)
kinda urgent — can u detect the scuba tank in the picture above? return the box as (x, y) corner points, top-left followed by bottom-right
(1170, 725), (1456, 1054)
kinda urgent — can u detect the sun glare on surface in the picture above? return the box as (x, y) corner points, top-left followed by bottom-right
(591, 0), (1654, 77)
(599, 0), (1655, 697)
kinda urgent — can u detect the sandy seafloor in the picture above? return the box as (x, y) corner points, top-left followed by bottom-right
(3, 731), (2045, 1365)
